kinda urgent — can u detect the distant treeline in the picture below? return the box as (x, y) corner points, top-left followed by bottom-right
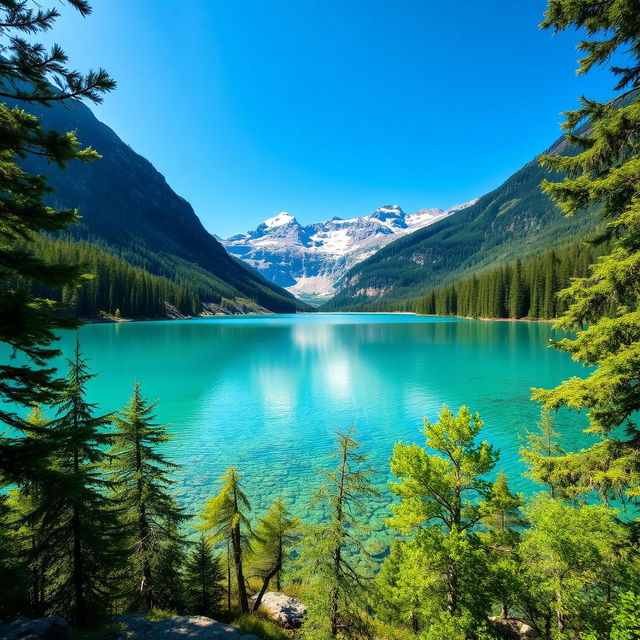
(25, 235), (200, 318)
(410, 239), (612, 319)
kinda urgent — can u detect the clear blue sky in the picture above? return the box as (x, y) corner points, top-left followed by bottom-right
(42, 0), (621, 236)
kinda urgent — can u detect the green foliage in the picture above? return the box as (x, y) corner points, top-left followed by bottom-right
(527, 0), (640, 511)
(199, 467), (253, 614)
(11, 341), (124, 625)
(412, 239), (610, 319)
(250, 498), (299, 609)
(26, 235), (200, 318)
(0, 0), (115, 438)
(108, 383), (189, 611)
(230, 612), (291, 640)
(384, 406), (498, 636)
(152, 538), (187, 613)
(183, 536), (225, 617)
(609, 591), (640, 640)
(297, 428), (379, 640)
(478, 472), (526, 622)
(520, 409), (565, 498)
(520, 496), (629, 637)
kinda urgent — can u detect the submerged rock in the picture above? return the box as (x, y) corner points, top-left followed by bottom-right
(0, 617), (71, 640)
(251, 591), (306, 629)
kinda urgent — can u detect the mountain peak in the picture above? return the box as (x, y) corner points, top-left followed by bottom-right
(222, 201), (476, 302)
(374, 204), (403, 215)
(264, 212), (296, 228)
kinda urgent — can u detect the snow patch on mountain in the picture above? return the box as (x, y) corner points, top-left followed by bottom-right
(222, 201), (477, 303)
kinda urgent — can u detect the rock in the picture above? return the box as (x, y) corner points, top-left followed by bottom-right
(251, 591), (307, 629)
(0, 618), (71, 640)
(518, 623), (539, 638)
(113, 615), (256, 639)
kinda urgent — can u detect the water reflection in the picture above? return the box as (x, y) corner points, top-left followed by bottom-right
(32, 314), (591, 520)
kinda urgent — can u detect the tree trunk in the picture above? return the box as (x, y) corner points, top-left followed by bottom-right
(72, 442), (86, 626)
(136, 435), (152, 610)
(232, 524), (249, 613)
(252, 563), (280, 611)
(556, 589), (565, 633)
(446, 567), (458, 613)
(72, 505), (86, 626)
(330, 443), (348, 636)
(226, 539), (231, 613)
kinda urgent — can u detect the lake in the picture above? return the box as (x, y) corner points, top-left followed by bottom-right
(43, 313), (592, 531)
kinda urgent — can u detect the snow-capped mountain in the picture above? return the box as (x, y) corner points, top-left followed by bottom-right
(222, 202), (476, 302)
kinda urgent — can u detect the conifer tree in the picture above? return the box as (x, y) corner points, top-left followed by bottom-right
(296, 428), (379, 640)
(184, 536), (225, 617)
(108, 383), (189, 611)
(520, 408), (565, 498)
(199, 467), (252, 614)
(376, 538), (432, 634)
(530, 0), (640, 505)
(385, 405), (498, 636)
(250, 498), (298, 610)
(0, 0), (114, 441)
(521, 496), (628, 637)
(9, 405), (52, 617)
(478, 471), (526, 619)
(152, 535), (187, 612)
(508, 259), (525, 318)
(43, 339), (123, 625)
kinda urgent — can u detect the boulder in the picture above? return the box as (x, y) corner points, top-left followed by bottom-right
(518, 623), (539, 638)
(0, 617), (71, 640)
(113, 615), (255, 639)
(251, 591), (307, 629)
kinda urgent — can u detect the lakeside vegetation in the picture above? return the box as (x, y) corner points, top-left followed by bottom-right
(0, 1), (639, 640)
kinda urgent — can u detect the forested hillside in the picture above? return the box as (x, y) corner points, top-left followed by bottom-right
(325, 134), (601, 311)
(25, 235), (200, 318)
(412, 238), (611, 318)
(4, 95), (306, 314)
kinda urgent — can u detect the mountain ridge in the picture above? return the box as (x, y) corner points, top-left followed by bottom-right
(323, 131), (602, 311)
(9, 95), (306, 313)
(222, 201), (476, 303)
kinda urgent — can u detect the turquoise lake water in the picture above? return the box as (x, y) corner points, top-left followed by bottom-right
(37, 314), (594, 531)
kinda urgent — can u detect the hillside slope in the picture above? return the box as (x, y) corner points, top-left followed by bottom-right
(10, 97), (305, 313)
(325, 135), (600, 310)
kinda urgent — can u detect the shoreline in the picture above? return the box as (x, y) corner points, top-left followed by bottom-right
(81, 311), (558, 324)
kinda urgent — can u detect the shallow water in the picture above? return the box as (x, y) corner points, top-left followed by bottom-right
(34, 314), (593, 528)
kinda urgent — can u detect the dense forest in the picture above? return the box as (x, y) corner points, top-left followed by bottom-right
(26, 235), (201, 318)
(413, 239), (611, 319)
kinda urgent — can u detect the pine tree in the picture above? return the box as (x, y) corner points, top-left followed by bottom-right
(296, 428), (379, 640)
(0, 0), (114, 446)
(521, 496), (628, 637)
(108, 383), (189, 611)
(184, 536), (225, 617)
(152, 535), (186, 612)
(43, 339), (123, 625)
(199, 467), (252, 614)
(478, 471), (526, 619)
(530, 0), (640, 506)
(250, 498), (298, 610)
(508, 260), (524, 319)
(385, 405), (498, 636)
(520, 408), (565, 498)
(9, 405), (52, 617)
